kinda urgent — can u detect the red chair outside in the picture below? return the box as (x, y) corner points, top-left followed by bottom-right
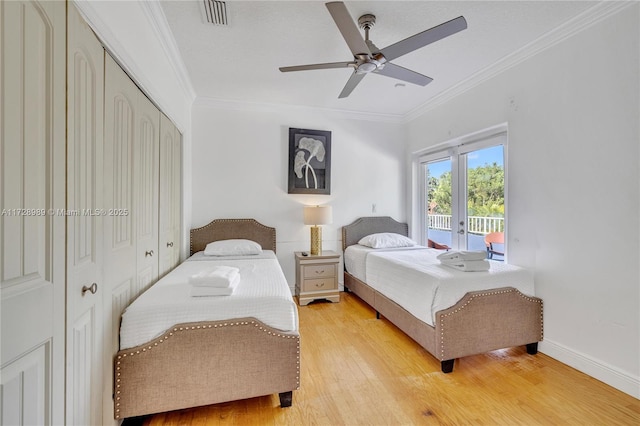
(484, 232), (504, 259)
(428, 239), (450, 250)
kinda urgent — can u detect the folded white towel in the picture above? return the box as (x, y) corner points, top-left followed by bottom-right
(190, 274), (240, 296)
(441, 259), (490, 272)
(437, 250), (487, 262)
(188, 266), (240, 288)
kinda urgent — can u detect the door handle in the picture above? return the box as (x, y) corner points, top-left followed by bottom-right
(82, 283), (98, 296)
(166, 242), (174, 247)
(457, 229), (465, 235)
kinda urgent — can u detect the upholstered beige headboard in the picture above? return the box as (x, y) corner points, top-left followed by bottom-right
(341, 216), (409, 252)
(190, 219), (276, 255)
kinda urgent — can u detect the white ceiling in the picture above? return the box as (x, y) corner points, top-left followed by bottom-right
(161, 1), (597, 117)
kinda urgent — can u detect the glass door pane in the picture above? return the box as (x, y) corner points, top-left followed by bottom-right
(463, 145), (505, 258)
(425, 158), (453, 248)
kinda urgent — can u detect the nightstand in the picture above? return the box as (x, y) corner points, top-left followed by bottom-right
(295, 250), (341, 306)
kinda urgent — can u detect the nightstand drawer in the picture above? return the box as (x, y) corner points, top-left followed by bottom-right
(302, 277), (337, 293)
(303, 264), (336, 279)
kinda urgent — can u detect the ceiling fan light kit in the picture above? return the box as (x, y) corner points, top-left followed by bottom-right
(279, 1), (467, 98)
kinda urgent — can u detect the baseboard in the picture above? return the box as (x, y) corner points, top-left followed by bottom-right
(540, 340), (639, 399)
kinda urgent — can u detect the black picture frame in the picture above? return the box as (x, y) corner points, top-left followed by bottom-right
(288, 128), (331, 195)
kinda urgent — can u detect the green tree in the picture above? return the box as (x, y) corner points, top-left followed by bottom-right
(431, 171), (452, 214)
(429, 163), (504, 217)
(467, 163), (504, 217)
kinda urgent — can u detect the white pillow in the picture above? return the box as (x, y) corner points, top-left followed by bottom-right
(204, 239), (262, 256)
(358, 232), (416, 249)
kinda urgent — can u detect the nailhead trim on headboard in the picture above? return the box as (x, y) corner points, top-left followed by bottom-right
(341, 216), (408, 252)
(190, 218), (277, 255)
(114, 319), (300, 419)
(438, 288), (544, 360)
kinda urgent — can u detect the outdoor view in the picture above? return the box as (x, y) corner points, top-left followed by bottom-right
(426, 145), (505, 257)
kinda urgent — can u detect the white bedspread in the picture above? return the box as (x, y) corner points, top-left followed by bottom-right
(344, 244), (421, 282)
(119, 250), (298, 350)
(344, 245), (534, 326)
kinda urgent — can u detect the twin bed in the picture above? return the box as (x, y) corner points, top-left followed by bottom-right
(114, 219), (300, 420)
(342, 216), (543, 373)
(114, 216), (543, 420)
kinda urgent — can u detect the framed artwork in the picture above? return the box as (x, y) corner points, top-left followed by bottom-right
(288, 128), (331, 194)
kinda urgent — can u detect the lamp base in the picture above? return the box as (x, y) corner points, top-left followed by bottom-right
(310, 226), (322, 255)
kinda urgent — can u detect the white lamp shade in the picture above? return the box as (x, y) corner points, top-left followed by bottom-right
(303, 205), (333, 225)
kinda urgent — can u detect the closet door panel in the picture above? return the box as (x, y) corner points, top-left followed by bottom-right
(171, 127), (182, 267)
(0, 1), (66, 424)
(66, 5), (105, 425)
(158, 114), (181, 276)
(135, 93), (160, 294)
(103, 53), (139, 424)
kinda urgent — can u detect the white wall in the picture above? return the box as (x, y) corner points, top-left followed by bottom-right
(191, 100), (406, 290)
(406, 6), (639, 397)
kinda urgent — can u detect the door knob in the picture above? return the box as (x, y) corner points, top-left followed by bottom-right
(82, 283), (98, 296)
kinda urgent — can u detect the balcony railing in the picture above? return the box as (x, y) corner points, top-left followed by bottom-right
(429, 215), (504, 235)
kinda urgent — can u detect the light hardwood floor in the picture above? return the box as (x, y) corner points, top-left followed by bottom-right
(139, 292), (640, 425)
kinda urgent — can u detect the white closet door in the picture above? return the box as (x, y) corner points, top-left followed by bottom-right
(66, 4), (105, 425)
(135, 92), (160, 295)
(169, 125), (182, 267)
(159, 114), (181, 276)
(171, 127), (182, 266)
(0, 2), (66, 424)
(103, 53), (140, 424)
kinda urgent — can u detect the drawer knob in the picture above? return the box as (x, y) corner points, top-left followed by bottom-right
(315, 282), (325, 288)
(315, 270), (324, 274)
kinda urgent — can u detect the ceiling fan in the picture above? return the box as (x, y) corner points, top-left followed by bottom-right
(279, 1), (467, 98)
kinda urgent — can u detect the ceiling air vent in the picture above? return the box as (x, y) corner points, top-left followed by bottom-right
(201, 0), (228, 26)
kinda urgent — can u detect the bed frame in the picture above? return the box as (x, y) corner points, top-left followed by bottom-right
(342, 216), (543, 373)
(114, 219), (299, 420)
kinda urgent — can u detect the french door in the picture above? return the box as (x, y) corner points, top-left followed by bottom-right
(420, 132), (506, 255)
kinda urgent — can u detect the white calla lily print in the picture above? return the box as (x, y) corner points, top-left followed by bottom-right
(294, 137), (326, 189)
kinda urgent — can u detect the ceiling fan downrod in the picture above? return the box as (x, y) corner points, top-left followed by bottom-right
(355, 14), (386, 74)
(357, 14), (376, 42)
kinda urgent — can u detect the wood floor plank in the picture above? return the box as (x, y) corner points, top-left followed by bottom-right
(138, 292), (640, 425)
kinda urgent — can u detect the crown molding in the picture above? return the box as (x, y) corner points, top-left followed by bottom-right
(403, 1), (635, 123)
(139, 0), (197, 104)
(193, 97), (405, 124)
(71, 1), (159, 105)
(71, 0), (193, 132)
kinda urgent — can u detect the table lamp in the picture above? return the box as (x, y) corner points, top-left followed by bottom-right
(303, 205), (332, 255)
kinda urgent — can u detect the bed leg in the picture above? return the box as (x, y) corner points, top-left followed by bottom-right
(441, 359), (454, 373)
(121, 415), (146, 425)
(526, 342), (538, 355)
(376, 311), (380, 320)
(279, 391), (293, 408)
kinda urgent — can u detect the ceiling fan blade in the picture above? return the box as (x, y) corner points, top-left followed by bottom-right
(374, 63), (433, 86)
(380, 16), (467, 61)
(326, 2), (370, 56)
(280, 62), (355, 72)
(338, 71), (366, 98)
